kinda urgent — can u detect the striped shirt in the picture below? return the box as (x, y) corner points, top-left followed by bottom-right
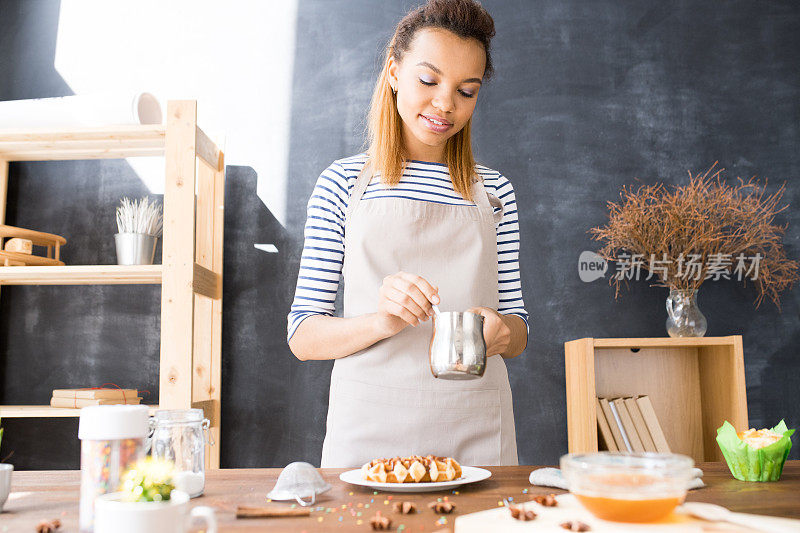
(287, 153), (528, 341)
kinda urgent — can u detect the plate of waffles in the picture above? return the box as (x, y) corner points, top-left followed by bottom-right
(339, 455), (491, 493)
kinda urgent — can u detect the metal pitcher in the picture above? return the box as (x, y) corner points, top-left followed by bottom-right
(429, 311), (487, 379)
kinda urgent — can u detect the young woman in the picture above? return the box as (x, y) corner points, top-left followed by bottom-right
(288, 0), (528, 468)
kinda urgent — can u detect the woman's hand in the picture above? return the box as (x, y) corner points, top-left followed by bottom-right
(467, 307), (512, 356)
(375, 272), (440, 338)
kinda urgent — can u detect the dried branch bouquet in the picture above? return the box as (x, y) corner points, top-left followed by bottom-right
(590, 163), (798, 308)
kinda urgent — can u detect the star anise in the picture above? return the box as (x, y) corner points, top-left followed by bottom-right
(370, 510), (392, 530)
(560, 520), (591, 531)
(392, 501), (417, 514)
(35, 519), (61, 533)
(509, 505), (537, 521)
(428, 501), (456, 513)
(532, 493), (558, 507)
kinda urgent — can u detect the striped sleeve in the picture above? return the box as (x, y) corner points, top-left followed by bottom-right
(287, 161), (351, 341)
(484, 172), (529, 332)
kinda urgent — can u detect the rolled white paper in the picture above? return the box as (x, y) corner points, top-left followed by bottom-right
(0, 92), (162, 128)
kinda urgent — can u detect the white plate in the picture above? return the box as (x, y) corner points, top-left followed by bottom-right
(339, 466), (491, 493)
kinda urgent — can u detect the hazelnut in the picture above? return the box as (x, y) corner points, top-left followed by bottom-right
(509, 505), (537, 521)
(560, 520), (591, 531)
(532, 493), (558, 507)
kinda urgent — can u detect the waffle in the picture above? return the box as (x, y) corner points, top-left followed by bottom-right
(361, 455), (462, 483)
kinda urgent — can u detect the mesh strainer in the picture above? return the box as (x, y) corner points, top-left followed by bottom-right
(267, 462), (332, 506)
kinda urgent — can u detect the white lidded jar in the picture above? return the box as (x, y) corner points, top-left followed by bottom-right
(78, 405), (149, 532)
(149, 409), (211, 498)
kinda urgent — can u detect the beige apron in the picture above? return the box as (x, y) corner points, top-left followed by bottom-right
(320, 161), (518, 468)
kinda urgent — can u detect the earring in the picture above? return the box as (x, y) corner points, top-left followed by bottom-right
(390, 84), (396, 95)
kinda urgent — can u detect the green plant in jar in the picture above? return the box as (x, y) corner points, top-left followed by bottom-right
(119, 457), (175, 502)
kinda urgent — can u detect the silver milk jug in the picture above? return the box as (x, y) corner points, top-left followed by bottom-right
(429, 311), (487, 379)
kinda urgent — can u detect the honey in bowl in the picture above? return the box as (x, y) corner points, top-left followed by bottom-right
(560, 452), (694, 523)
(573, 473), (685, 522)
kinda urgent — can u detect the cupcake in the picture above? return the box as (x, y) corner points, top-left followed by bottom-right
(716, 420), (794, 482)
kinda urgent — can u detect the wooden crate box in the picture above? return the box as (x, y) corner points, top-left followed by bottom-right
(565, 336), (748, 462)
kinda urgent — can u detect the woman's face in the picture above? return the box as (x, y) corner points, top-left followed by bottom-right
(388, 28), (486, 162)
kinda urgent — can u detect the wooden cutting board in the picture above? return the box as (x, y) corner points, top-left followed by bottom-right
(454, 494), (800, 532)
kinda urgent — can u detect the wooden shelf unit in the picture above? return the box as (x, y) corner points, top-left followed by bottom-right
(565, 336), (749, 463)
(0, 101), (225, 469)
(0, 405), (160, 418)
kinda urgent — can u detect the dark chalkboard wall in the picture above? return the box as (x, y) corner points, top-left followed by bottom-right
(1, 0), (798, 469)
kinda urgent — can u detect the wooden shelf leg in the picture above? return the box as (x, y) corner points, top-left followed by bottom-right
(207, 150), (225, 469)
(160, 101), (198, 411)
(0, 158), (8, 300)
(193, 140), (225, 469)
(565, 338), (598, 454)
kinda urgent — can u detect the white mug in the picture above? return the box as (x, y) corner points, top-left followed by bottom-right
(0, 463), (13, 511)
(94, 490), (216, 533)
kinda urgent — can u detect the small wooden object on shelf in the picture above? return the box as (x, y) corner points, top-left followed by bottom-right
(50, 387), (142, 408)
(5, 237), (32, 253)
(52, 388), (139, 400)
(0, 224), (66, 266)
(50, 397), (142, 408)
(565, 336), (748, 462)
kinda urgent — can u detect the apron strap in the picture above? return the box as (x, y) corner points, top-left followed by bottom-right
(472, 179), (504, 224)
(345, 159), (374, 221)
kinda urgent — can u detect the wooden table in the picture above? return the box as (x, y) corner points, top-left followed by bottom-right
(4, 462), (799, 532)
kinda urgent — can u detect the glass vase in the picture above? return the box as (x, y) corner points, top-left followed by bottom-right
(666, 288), (707, 337)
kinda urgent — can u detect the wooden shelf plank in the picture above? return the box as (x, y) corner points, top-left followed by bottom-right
(0, 405), (160, 417)
(6, 147), (166, 161)
(0, 124), (222, 165)
(0, 124), (165, 141)
(0, 125), (166, 161)
(591, 336), (738, 348)
(0, 265), (162, 285)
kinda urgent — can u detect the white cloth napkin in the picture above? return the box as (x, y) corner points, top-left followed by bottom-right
(529, 467), (705, 490)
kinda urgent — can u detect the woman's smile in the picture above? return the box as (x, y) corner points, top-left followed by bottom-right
(420, 113), (453, 133)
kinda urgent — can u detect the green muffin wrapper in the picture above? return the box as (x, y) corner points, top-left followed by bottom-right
(716, 420), (794, 482)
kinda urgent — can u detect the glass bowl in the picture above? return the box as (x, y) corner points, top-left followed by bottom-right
(560, 452), (694, 523)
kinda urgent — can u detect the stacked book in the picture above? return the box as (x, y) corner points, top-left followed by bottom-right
(50, 388), (141, 408)
(596, 396), (670, 453)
